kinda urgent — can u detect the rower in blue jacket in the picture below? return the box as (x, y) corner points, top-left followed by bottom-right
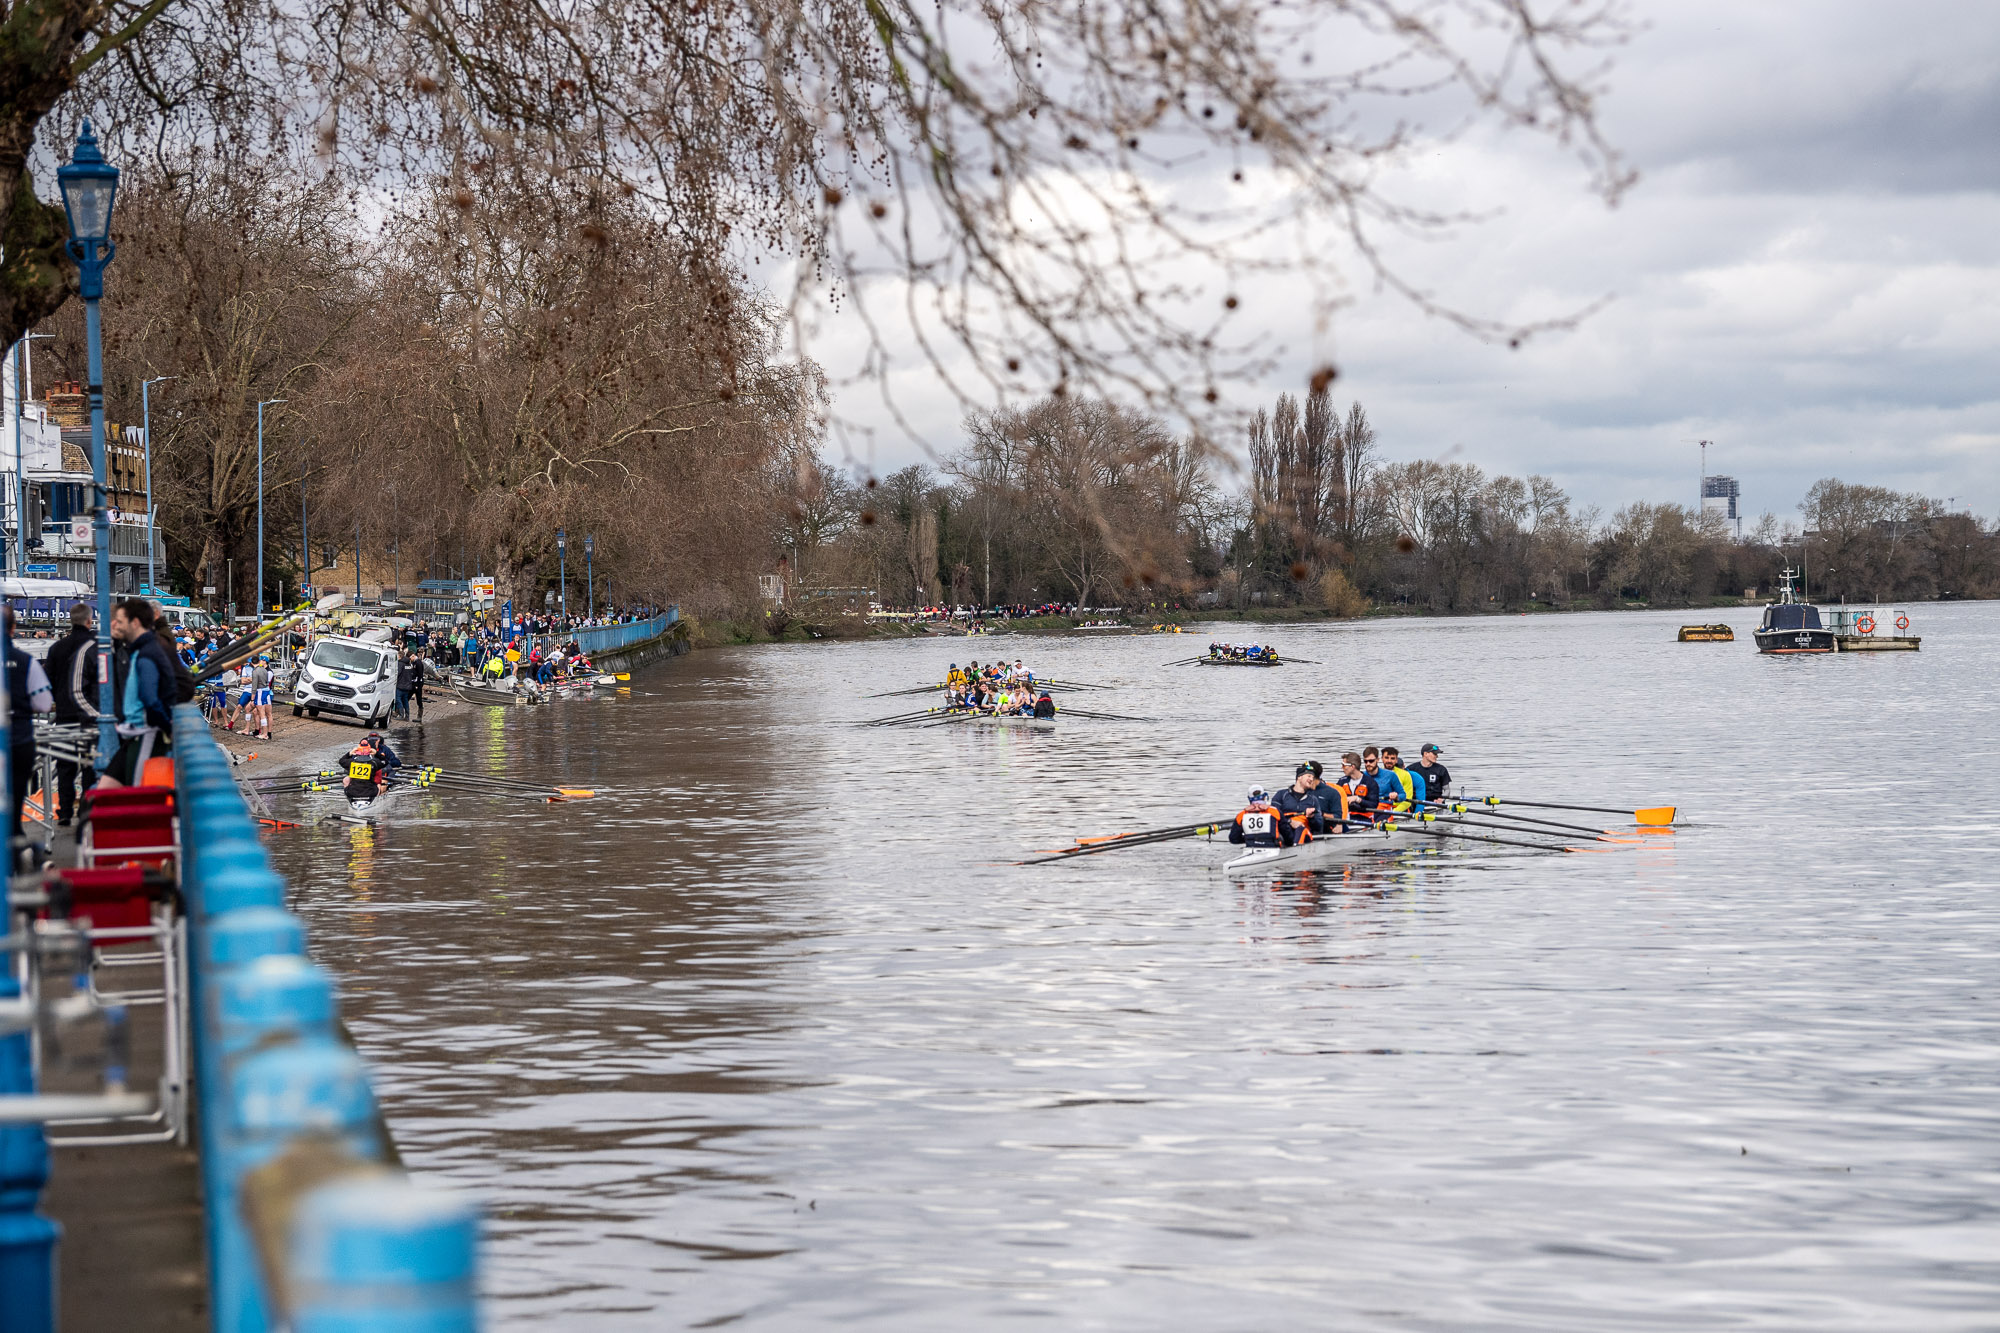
(1362, 747), (1405, 810)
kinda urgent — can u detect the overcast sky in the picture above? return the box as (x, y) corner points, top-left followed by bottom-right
(810, 0), (2000, 523)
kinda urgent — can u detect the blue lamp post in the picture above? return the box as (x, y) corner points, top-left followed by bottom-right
(556, 528), (566, 620)
(140, 375), (174, 592)
(255, 397), (284, 617)
(57, 120), (120, 773)
(584, 534), (594, 620)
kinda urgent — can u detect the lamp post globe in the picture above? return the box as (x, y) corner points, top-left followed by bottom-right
(57, 121), (119, 297)
(59, 120), (121, 776)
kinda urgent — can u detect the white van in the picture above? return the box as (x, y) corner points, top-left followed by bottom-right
(292, 633), (397, 726)
(154, 604), (219, 633)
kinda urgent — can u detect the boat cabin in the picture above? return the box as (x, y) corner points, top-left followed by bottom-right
(1757, 602), (1823, 634)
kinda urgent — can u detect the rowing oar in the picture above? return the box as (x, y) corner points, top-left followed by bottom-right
(1035, 679), (1112, 691)
(1425, 802), (1621, 838)
(195, 591), (347, 682)
(1053, 708), (1155, 722)
(919, 711), (983, 728)
(1019, 818), (1233, 866)
(865, 685), (945, 699)
(411, 766), (595, 798)
(1461, 796), (1678, 826)
(1059, 817), (1218, 849)
(1403, 810), (1630, 845)
(1382, 820), (1578, 853)
(1163, 657), (1205, 666)
(406, 775), (568, 803)
(863, 707), (953, 726)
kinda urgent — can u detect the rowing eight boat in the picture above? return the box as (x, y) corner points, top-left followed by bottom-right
(962, 713), (1056, 730)
(1221, 824), (1421, 874)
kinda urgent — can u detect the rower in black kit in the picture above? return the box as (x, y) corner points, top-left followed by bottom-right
(1415, 744), (1450, 801)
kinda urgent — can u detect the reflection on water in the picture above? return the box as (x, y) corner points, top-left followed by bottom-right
(269, 605), (2000, 1330)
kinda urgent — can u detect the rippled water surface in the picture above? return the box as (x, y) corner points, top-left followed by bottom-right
(266, 605), (2000, 1330)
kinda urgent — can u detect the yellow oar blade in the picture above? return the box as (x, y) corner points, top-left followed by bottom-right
(1635, 806), (1677, 826)
(554, 787), (596, 798)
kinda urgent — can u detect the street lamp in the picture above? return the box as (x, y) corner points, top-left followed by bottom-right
(57, 120), (120, 774)
(584, 534), (594, 620)
(255, 397), (284, 616)
(12, 331), (53, 577)
(556, 528), (566, 620)
(140, 375), (174, 592)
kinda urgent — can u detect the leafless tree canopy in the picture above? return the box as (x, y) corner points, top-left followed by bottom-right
(3, 0), (1633, 440)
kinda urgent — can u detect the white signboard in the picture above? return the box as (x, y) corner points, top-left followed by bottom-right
(69, 517), (91, 544)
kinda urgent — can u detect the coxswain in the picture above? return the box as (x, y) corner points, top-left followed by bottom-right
(1032, 691), (1056, 719)
(1415, 744), (1451, 801)
(1228, 788), (1303, 849)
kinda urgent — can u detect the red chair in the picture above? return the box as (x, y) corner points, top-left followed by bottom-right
(39, 866), (189, 1145)
(79, 787), (179, 872)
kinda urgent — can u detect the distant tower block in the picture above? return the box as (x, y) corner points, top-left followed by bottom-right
(1702, 475), (1741, 537)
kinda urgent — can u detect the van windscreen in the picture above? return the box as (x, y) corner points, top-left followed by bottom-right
(311, 642), (381, 672)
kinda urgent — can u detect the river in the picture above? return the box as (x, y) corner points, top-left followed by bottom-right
(264, 603), (2000, 1330)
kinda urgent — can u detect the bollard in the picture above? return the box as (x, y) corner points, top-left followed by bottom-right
(218, 1041), (383, 1333)
(214, 956), (337, 1060)
(0, 975), (57, 1333)
(289, 1177), (479, 1333)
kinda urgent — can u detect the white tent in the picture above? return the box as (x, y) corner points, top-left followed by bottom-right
(0, 577), (92, 598)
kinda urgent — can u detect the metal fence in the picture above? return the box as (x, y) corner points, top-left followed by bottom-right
(174, 705), (480, 1331)
(564, 608), (677, 656)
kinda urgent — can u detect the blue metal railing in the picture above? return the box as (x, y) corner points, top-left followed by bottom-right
(175, 704), (480, 1331)
(564, 608), (676, 656)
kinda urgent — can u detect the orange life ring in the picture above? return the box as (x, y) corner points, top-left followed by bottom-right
(1856, 615), (1875, 634)
(1895, 614), (1909, 631)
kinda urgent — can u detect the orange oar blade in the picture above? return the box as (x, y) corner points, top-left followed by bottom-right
(1635, 806), (1677, 826)
(555, 788), (596, 798)
(1074, 832), (1134, 846)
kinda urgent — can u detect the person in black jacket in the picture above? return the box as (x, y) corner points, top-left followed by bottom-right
(394, 649), (421, 721)
(5, 607), (54, 847)
(43, 603), (99, 824)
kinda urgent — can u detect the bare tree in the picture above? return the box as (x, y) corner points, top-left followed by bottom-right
(4, 0), (1627, 443)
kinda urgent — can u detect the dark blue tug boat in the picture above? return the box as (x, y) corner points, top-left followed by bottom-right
(1754, 569), (1835, 654)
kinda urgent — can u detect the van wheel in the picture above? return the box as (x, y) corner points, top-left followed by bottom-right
(292, 706), (304, 717)
(307, 708), (320, 719)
